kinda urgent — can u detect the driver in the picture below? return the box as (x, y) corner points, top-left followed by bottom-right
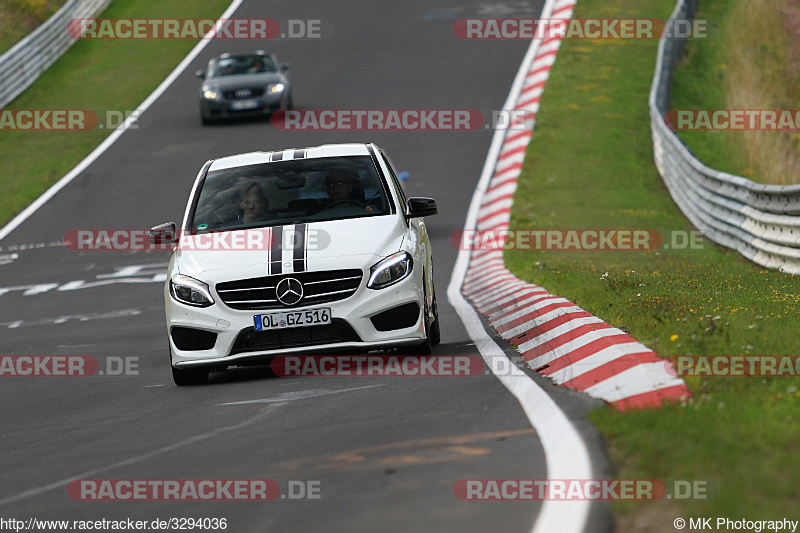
(323, 169), (374, 212)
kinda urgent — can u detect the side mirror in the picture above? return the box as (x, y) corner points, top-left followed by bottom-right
(195, 69), (205, 79)
(279, 62), (290, 73)
(150, 222), (177, 246)
(407, 197), (438, 218)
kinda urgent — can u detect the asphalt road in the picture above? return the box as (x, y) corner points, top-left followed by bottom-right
(0, 1), (611, 531)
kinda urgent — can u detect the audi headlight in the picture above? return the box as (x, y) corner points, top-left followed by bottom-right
(202, 88), (219, 100)
(268, 83), (285, 94)
(170, 274), (215, 307)
(368, 252), (413, 289)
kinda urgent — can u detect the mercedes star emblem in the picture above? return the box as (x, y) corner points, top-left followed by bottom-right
(276, 277), (303, 306)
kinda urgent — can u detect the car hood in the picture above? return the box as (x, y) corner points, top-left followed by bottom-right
(203, 73), (285, 91)
(173, 216), (406, 282)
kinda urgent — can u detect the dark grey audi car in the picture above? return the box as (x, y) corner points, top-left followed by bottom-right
(196, 51), (292, 125)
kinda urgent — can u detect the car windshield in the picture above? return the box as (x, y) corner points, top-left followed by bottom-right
(208, 55), (276, 78)
(191, 156), (394, 231)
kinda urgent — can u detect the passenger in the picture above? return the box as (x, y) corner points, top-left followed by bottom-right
(237, 181), (270, 224)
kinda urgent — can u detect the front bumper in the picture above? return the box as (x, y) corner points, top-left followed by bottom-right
(200, 93), (285, 119)
(166, 269), (426, 368)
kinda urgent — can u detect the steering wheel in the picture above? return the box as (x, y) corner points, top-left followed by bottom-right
(320, 199), (366, 211)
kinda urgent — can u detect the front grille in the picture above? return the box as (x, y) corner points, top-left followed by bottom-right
(223, 87), (265, 99)
(230, 319), (361, 354)
(216, 270), (363, 310)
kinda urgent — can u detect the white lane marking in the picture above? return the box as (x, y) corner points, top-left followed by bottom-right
(0, 241), (65, 252)
(0, 0), (245, 242)
(219, 384), (386, 406)
(0, 402), (284, 507)
(447, 1), (592, 532)
(0, 309), (142, 329)
(0, 263), (168, 298)
(96, 263), (166, 279)
(0, 253), (19, 266)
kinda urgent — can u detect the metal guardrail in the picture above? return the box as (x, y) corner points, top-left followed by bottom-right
(0, 0), (111, 109)
(649, 0), (800, 275)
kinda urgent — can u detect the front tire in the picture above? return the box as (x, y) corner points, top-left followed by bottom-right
(171, 365), (209, 386)
(429, 289), (441, 346)
(398, 284), (435, 356)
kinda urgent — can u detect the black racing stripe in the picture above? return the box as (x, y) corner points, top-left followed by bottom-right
(272, 150), (284, 161)
(269, 226), (283, 275)
(292, 224), (306, 272)
(293, 148), (306, 159)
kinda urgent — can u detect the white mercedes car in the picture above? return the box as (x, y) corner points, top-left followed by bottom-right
(151, 143), (440, 385)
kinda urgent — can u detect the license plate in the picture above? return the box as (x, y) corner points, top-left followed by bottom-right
(254, 307), (331, 331)
(230, 99), (259, 110)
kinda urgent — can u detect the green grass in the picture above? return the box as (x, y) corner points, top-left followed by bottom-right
(0, 0), (231, 226)
(667, 0), (752, 178)
(670, 0), (800, 184)
(0, 0), (66, 54)
(505, 0), (800, 522)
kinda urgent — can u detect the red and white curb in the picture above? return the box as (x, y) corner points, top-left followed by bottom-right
(459, 0), (690, 411)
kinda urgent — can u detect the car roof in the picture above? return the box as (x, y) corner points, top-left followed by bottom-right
(208, 143), (374, 171)
(214, 51), (272, 62)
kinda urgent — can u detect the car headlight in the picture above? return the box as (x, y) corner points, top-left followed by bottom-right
(268, 83), (285, 94)
(170, 274), (215, 307)
(202, 89), (219, 100)
(368, 252), (413, 290)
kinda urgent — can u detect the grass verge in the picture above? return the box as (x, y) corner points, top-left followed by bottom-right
(0, 0), (231, 227)
(0, 0), (66, 54)
(505, 0), (800, 523)
(670, 0), (800, 184)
